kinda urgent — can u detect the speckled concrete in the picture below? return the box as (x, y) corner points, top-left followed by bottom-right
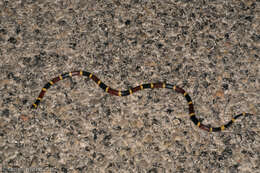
(0, 0), (259, 172)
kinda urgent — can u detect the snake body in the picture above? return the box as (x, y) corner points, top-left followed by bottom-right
(32, 70), (252, 132)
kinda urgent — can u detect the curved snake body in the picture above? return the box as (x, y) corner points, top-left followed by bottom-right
(32, 70), (252, 132)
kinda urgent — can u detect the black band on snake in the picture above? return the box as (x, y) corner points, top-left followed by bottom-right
(31, 70), (253, 132)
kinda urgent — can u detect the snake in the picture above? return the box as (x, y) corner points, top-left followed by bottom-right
(31, 70), (252, 132)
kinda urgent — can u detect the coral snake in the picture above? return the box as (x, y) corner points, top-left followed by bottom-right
(32, 70), (252, 132)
